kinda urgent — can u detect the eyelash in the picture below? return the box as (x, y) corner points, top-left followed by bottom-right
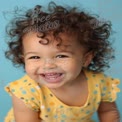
(56, 55), (69, 58)
(27, 55), (69, 60)
(28, 56), (40, 59)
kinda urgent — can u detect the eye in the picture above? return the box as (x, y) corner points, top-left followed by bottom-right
(28, 56), (40, 59)
(56, 55), (69, 58)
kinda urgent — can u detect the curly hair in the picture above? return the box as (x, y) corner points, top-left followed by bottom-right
(5, 2), (115, 72)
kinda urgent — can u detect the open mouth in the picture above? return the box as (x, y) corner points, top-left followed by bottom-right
(40, 73), (63, 83)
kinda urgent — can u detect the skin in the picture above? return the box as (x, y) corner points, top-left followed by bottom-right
(98, 102), (120, 122)
(23, 32), (89, 89)
(12, 32), (120, 122)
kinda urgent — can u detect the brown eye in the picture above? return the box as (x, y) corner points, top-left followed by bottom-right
(56, 55), (68, 58)
(28, 56), (40, 59)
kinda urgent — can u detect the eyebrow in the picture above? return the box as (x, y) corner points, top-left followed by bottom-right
(57, 49), (74, 55)
(24, 52), (39, 56)
(23, 44), (74, 56)
(57, 44), (74, 54)
(24, 49), (74, 57)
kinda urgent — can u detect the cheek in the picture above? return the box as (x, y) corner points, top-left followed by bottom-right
(59, 60), (82, 73)
(25, 65), (30, 74)
(24, 64), (39, 82)
(24, 62), (36, 74)
(69, 64), (82, 73)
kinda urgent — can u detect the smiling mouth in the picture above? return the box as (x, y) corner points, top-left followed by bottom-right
(40, 73), (63, 83)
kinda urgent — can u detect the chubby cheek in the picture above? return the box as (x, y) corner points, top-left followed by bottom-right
(68, 64), (82, 75)
(60, 60), (82, 75)
(24, 62), (37, 76)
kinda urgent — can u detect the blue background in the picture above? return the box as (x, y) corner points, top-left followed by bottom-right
(0, 0), (122, 121)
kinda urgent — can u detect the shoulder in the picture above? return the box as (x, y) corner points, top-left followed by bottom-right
(85, 69), (120, 94)
(85, 70), (120, 85)
(5, 75), (42, 97)
(85, 70), (120, 102)
(6, 75), (40, 91)
(10, 75), (38, 86)
(5, 75), (42, 111)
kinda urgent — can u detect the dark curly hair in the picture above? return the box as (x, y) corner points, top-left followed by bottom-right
(5, 2), (115, 72)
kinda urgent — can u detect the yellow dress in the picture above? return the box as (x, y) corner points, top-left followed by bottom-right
(4, 70), (120, 122)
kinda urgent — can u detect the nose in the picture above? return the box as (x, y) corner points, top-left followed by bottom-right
(43, 58), (57, 70)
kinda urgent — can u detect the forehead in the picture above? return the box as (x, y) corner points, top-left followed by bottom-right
(46, 32), (81, 47)
(22, 32), (84, 51)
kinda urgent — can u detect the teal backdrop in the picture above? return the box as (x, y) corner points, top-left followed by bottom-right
(0, 0), (122, 121)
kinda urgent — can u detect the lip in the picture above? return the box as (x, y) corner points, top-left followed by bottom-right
(40, 72), (64, 83)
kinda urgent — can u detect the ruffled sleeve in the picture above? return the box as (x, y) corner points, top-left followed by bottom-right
(100, 74), (120, 102)
(5, 75), (41, 111)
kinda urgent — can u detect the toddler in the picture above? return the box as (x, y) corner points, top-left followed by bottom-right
(5, 2), (120, 122)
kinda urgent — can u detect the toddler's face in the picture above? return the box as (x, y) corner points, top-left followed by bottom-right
(22, 32), (89, 89)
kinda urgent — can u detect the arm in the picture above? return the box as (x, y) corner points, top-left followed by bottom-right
(12, 94), (41, 122)
(97, 102), (120, 122)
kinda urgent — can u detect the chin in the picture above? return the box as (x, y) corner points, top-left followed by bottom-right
(46, 84), (62, 89)
(45, 82), (66, 89)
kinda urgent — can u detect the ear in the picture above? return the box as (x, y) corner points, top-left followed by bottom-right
(83, 52), (94, 68)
